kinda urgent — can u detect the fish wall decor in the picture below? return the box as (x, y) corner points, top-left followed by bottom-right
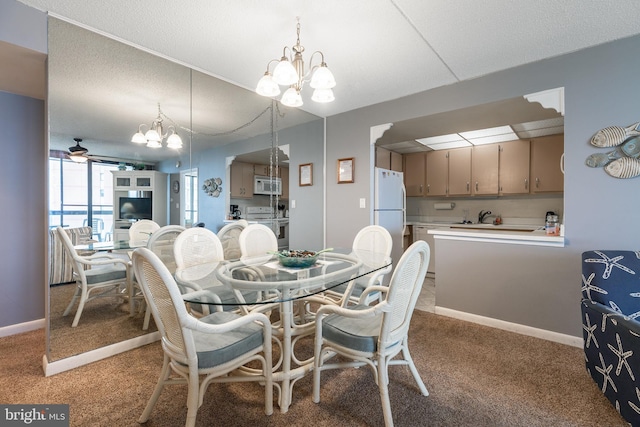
(590, 122), (640, 147)
(586, 126), (640, 178)
(585, 135), (640, 168)
(604, 157), (640, 179)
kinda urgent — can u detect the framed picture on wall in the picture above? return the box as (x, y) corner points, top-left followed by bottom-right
(299, 163), (313, 186)
(337, 157), (354, 184)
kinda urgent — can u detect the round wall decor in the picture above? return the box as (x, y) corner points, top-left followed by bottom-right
(172, 180), (180, 193)
(203, 177), (222, 197)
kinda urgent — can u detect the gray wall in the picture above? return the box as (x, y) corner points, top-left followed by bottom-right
(325, 32), (640, 337)
(0, 91), (46, 327)
(0, 1), (47, 329)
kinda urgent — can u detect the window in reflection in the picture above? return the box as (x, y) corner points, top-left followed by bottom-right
(49, 157), (119, 241)
(182, 168), (198, 227)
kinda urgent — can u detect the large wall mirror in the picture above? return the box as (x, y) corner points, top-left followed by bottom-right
(46, 17), (322, 373)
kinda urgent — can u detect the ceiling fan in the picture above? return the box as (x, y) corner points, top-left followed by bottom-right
(67, 138), (97, 163)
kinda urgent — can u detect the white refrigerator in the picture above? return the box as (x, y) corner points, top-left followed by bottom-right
(374, 167), (406, 269)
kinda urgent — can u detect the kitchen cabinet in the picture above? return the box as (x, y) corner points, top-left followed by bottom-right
(530, 134), (564, 193)
(376, 147), (403, 172)
(499, 140), (530, 194)
(425, 147), (471, 196)
(448, 147), (472, 196)
(280, 166), (289, 199)
(425, 150), (448, 196)
(253, 164), (276, 177)
(390, 151), (403, 172)
(403, 153), (426, 196)
(230, 161), (254, 198)
(376, 147), (391, 169)
(472, 144), (499, 195)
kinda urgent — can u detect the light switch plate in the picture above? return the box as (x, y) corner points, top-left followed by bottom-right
(360, 198), (366, 208)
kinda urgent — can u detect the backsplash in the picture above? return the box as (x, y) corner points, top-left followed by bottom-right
(406, 194), (563, 226)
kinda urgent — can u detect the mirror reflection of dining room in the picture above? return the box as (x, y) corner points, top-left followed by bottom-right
(44, 16), (323, 371)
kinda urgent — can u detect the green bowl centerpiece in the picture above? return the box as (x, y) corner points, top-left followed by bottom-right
(272, 248), (333, 268)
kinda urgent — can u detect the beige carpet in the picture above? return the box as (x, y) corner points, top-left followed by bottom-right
(0, 311), (627, 427)
(48, 283), (157, 361)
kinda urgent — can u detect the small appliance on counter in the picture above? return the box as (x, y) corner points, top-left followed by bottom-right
(230, 204), (241, 220)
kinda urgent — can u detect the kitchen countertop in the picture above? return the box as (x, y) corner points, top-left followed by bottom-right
(424, 223), (564, 248)
(223, 218), (289, 224)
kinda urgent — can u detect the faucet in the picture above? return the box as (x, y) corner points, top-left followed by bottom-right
(478, 210), (492, 224)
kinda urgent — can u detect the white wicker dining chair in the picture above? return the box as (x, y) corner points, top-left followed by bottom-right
(128, 219), (160, 246)
(131, 247), (273, 427)
(325, 225), (394, 306)
(313, 240), (430, 427)
(237, 223), (279, 285)
(56, 226), (131, 327)
(147, 225), (186, 274)
(217, 219), (249, 260)
(134, 225), (186, 329)
(174, 227), (252, 314)
(239, 223), (278, 256)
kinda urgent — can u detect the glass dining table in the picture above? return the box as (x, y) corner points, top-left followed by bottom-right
(181, 249), (392, 413)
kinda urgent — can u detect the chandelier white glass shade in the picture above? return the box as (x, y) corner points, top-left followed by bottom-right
(131, 103), (183, 149)
(256, 20), (335, 107)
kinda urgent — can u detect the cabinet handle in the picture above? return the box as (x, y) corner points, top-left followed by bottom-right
(420, 184), (423, 194)
(426, 184), (429, 194)
(475, 181), (479, 192)
(466, 182), (470, 192)
(535, 177), (540, 188)
(524, 178), (528, 190)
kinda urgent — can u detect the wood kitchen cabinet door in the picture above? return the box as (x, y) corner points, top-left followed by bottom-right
(426, 150), (448, 196)
(280, 166), (289, 199)
(403, 152), (426, 196)
(390, 151), (403, 172)
(448, 147), (472, 196)
(530, 134), (564, 193)
(472, 144), (499, 195)
(499, 140), (530, 194)
(376, 146), (391, 169)
(230, 161), (254, 198)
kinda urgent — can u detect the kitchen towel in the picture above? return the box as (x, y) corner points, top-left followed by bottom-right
(434, 202), (455, 210)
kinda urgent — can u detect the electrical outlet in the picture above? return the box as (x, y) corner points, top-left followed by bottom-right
(291, 200), (296, 209)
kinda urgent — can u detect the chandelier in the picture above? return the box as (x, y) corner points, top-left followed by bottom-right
(256, 19), (336, 107)
(131, 103), (183, 149)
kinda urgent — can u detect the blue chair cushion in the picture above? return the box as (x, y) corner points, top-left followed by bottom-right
(193, 311), (264, 369)
(84, 265), (127, 285)
(322, 304), (382, 353)
(582, 250), (640, 316)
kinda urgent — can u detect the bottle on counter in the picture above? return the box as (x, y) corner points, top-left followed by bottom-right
(545, 214), (559, 236)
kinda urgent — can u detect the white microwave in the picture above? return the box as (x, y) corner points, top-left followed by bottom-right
(254, 176), (282, 195)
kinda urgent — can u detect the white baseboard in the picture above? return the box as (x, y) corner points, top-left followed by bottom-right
(0, 318), (45, 338)
(434, 306), (583, 348)
(42, 331), (160, 376)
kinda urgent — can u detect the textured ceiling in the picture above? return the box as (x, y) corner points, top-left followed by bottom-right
(14, 0), (640, 161)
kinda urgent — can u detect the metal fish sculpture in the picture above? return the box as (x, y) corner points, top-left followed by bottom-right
(590, 122), (640, 147)
(604, 157), (640, 179)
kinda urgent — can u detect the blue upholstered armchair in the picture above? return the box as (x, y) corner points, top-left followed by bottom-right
(582, 250), (640, 425)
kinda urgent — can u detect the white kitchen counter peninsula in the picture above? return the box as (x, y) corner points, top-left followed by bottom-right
(424, 221), (579, 347)
(428, 224), (565, 248)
